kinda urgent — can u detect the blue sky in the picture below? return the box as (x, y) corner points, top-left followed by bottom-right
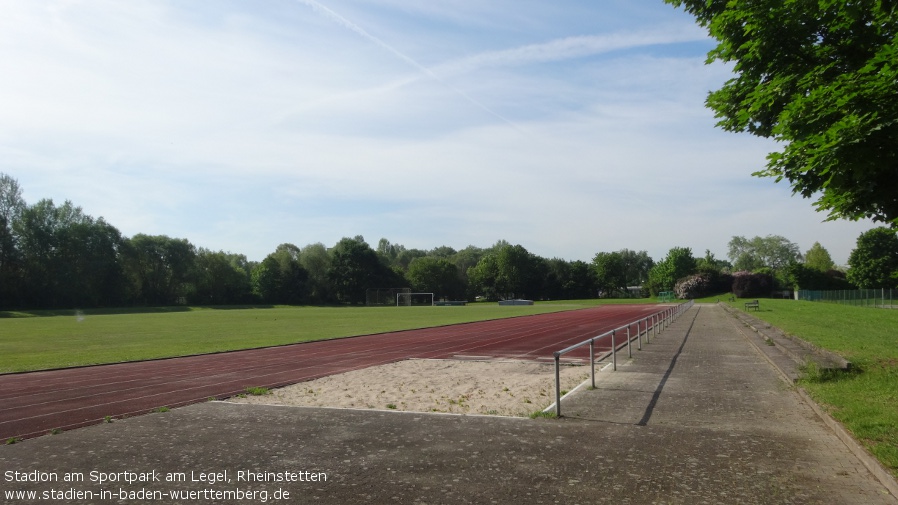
(0, 0), (876, 265)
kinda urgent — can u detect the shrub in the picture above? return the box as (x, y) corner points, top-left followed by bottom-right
(731, 271), (773, 298)
(674, 274), (712, 299)
(785, 263), (855, 290)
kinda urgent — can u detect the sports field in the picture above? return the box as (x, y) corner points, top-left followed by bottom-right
(0, 300), (626, 374)
(0, 303), (669, 441)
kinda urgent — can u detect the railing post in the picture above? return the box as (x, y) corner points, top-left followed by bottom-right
(626, 325), (632, 358)
(554, 352), (562, 417)
(637, 319), (643, 350)
(589, 338), (595, 389)
(611, 330), (617, 371)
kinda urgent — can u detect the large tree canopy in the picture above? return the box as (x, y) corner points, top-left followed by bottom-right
(666, 0), (898, 226)
(727, 235), (802, 272)
(847, 227), (898, 288)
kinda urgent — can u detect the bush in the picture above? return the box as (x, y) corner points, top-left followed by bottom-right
(731, 271), (773, 298)
(674, 274), (712, 299)
(785, 262), (854, 290)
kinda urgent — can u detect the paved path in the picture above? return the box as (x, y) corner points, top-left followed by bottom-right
(1, 305), (895, 504)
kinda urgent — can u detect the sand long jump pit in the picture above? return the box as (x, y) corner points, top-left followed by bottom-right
(230, 358), (590, 417)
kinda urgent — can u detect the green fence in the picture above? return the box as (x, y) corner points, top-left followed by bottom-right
(797, 289), (897, 309)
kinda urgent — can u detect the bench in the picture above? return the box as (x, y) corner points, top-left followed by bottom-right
(744, 300), (760, 311)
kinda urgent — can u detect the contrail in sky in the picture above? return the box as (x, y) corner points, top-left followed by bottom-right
(294, 0), (525, 132)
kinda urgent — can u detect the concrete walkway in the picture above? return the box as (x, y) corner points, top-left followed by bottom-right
(1, 305), (895, 504)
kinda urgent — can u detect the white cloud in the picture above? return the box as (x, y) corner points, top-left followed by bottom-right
(0, 0), (876, 266)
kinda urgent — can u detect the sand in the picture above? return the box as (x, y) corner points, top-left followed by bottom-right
(229, 359), (591, 417)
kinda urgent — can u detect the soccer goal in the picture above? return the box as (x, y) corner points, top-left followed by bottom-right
(397, 292), (435, 307)
(658, 291), (675, 303)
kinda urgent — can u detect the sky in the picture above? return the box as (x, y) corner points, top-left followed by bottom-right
(0, 0), (878, 266)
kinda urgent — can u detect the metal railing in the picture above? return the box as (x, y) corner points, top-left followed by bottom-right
(551, 300), (695, 417)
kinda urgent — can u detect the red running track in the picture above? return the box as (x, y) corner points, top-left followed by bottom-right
(0, 304), (668, 441)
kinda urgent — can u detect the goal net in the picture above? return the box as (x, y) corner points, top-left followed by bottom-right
(366, 288), (411, 307)
(397, 292), (435, 307)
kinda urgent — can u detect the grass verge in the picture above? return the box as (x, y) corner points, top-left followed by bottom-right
(722, 298), (898, 478)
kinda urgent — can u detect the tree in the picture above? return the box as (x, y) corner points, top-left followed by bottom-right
(467, 253), (499, 301)
(0, 173), (25, 308)
(526, 255), (551, 300)
(804, 242), (836, 272)
(407, 257), (463, 300)
(647, 247), (696, 295)
(251, 258), (281, 303)
(727, 235), (801, 272)
(429, 245), (457, 258)
(300, 242), (333, 304)
(785, 262), (852, 291)
(566, 260), (597, 300)
(192, 249), (252, 305)
(666, 1), (898, 227)
(494, 244), (536, 299)
(250, 248), (309, 305)
(268, 244), (310, 304)
(57, 215), (127, 307)
(695, 250), (734, 295)
(376, 238), (398, 264)
(13, 199), (127, 308)
(546, 259), (596, 300)
(393, 248), (425, 271)
(696, 249), (731, 273)
(328, 237), (400, 304)
(123, 234), (196, 305)
(619, 249), (654, 288)
(846, 227), (898, 288)
(451, 245), (484, 286)
(592, 251), (627, 297)
(464, 242), (544, 301)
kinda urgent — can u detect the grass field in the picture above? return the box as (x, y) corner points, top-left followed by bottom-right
(720, 297), (898, 478)
(0, 299), (647, 373)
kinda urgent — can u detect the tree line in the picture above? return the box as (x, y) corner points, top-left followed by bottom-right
(0, 174), (601, 309)
(1, 173), (895, 310)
